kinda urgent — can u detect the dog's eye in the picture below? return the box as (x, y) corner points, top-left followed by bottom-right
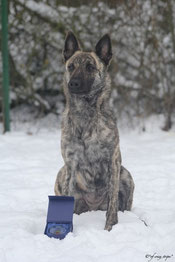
(68, 63), (75, 72)
(86, 63), (95, 72)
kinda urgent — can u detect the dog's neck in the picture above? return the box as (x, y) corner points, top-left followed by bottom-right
(67, 94), (99, 123)
(69, 91), (100, 110)
(65, 88), (111, 134)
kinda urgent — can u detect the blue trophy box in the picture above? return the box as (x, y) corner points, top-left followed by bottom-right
(44, 196), (74, 240)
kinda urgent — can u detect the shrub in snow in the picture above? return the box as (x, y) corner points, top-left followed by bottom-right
(0, 0), (174, 129)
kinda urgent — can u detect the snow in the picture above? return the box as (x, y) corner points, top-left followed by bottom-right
(0, 121), (175, 262)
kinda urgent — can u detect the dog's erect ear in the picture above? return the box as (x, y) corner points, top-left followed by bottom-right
(63, 31), (81, 62)
(95, 34), (112, 66)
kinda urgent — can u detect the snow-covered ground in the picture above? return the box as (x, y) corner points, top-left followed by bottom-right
(0, 117), (175, 262)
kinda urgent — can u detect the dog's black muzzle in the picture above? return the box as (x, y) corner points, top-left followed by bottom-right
(68, 78), (94, 95)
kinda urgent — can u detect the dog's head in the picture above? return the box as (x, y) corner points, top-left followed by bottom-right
(63, 32), (112, 96)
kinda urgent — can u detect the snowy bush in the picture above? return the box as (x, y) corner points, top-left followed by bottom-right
(0, 0), (175, 129)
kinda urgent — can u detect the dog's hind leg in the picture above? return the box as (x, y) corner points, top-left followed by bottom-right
(54, 166), (89, 214)
(54, 165), (70, 195)
(118, 166), (135, 212)
(74, 198), (89, 214)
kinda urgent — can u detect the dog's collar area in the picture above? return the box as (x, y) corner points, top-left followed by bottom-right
(73, 86), (103, 100)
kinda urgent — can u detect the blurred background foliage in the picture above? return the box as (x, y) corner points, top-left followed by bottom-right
(0, 0), (175, 130)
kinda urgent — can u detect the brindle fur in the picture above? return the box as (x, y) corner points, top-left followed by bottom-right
(54, 32), (134, 231)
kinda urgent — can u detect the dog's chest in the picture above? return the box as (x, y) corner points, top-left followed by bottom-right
(65, 122), (112, 165)
(64, 120), (114, 190)
(70, 131), (110, 193)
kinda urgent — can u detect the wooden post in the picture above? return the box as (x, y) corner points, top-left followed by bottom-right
(1, 0), (10, 132)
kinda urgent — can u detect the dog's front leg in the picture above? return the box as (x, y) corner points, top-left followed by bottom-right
(105, 145), (121, 231)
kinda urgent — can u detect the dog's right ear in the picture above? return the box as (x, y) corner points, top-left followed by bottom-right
(63, 31), (81, 62)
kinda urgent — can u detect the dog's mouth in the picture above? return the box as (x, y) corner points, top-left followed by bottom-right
(69, 86), (91, 95)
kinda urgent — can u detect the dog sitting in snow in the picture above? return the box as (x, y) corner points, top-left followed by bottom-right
(54, 32), (134, 231)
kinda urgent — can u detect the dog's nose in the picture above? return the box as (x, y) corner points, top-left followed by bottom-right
(68, 78), (81, 91)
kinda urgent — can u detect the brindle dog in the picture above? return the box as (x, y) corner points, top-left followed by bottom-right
(54, 32), (134, 231)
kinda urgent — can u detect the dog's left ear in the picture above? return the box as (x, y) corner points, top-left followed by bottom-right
(95, 34), (112, 66)
(63, 31), (81, 62)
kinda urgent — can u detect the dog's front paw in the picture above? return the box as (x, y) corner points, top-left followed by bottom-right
(104, 211), (118, 231)
(104, 223), (113, 231)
